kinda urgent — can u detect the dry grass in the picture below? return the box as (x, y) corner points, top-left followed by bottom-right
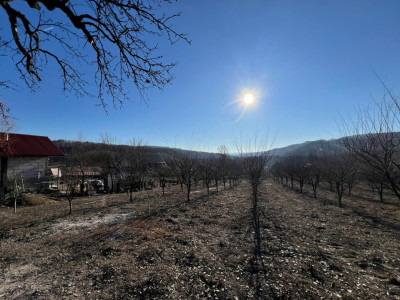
(20, 194), (58, 206)
(0, 181), (400, 299)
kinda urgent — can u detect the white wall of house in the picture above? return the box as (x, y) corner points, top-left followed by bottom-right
(7, 156), (48, 188)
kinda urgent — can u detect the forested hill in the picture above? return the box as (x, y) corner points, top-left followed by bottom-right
(270, 138), (346, 157)
(53, 134), (389, 164)
(52, 140), (217, 166)
(52, 137), (347, 165)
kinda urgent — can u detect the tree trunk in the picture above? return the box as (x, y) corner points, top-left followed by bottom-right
(110, 173), (114, 193)
(386, 173), (400, 200)
(379, 189), (384, 202)
(129, 187), (133, 203)
(254, 213), (261, 257)
(252, 185), (261, 257)
(348, 184), (352, 196)
(312, 183), (317, 198)
(376, 183), (384, 202)
(186, 185), (191, 202)
(336, 182), (343, 208)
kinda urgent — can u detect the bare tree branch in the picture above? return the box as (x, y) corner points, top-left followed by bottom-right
(0, 0), (190, 112)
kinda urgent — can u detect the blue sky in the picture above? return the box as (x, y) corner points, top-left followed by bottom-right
(1, 0), (400, 152)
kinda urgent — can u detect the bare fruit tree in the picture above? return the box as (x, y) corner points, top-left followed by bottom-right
(68, 137), (90, 194)
(0, 0), (189, 112)
(282, 157), (295, 189)
(64, 174), (79, 215)
(217, 145), (229, 190)
(341, 92), (400, 200)
(199, 154), (215, 200)
(118, 139), (148, 203)
(169, 150), (199, 202)
(150, 158), (170, 196)
(292, 156), (309, 193)
(324, 152), (357, 207)
(306, 156), (323, 199)
(235, 135), (273, 257)
(362, 163), (388, 202)
(271, 161), (285, 185)
(61, 158), (79, 215)
(99, 133), (118, 193)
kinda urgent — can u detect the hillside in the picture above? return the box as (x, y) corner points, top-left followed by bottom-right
(52, 134), (391, 164)
(51, 138), (346, 167)
(51, 140), (218, 166)
(270, 138), (346, 157)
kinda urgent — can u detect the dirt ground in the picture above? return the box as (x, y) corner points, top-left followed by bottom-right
(0, 181), (400, 299)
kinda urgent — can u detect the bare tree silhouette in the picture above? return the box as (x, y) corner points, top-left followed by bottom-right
(0, 0), (190, 112)
(235, 134), (273, 257)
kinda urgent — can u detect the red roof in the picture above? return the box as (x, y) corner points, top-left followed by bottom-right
(0, 133), (64, 157)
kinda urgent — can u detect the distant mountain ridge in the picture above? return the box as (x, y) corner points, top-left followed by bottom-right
(269, 138), (346, 157)
(53, 137), (348, 162)
(53, 133), (398, 163)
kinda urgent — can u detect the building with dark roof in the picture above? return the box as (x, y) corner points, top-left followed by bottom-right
(0, 133), (64, 197)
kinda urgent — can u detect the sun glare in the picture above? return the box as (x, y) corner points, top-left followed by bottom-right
(224, 88), (260, 121)
(243, 93), (255, 105)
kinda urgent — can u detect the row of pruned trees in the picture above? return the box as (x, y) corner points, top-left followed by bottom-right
(60, 138), (150, 213)
(272, 84), (400, 208)
(341, 84), (400, 204)
(60, 132), (277, 268)
(61, 139), (243, 211)
(60, 133), (273, 270)
(271, 153), (359, 207)
(161, 147), (242, 202)
(272, 137), (399, 207)
(341, 90), (400, 202)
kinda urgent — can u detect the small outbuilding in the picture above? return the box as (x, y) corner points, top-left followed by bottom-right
(0, 133), (64, 198)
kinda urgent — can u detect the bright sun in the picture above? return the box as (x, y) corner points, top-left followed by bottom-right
(243, 93), (255, 105)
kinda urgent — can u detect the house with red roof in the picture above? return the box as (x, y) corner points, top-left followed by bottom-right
(0, 133), (64, 197)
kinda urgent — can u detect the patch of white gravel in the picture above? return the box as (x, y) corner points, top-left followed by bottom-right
(51, 213), (131, 235)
